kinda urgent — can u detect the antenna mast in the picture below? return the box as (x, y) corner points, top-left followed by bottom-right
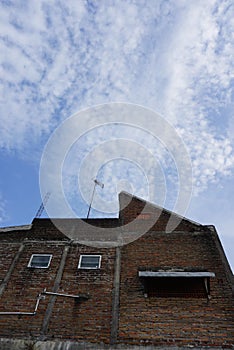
(86, 179), (104, 219)
(35, 192), (51, 218)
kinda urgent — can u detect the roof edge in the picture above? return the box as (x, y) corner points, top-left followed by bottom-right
(0, 224), (32, 233)
(119, 191), (203, 228)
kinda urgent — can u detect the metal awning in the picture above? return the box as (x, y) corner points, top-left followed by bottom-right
(138, 271), (215, 278)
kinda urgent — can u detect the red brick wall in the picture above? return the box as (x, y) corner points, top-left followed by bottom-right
(0, 242), (64, 339)
(0, 192), (233, 348)
(118, 230), (233, 347)
(0, 227), (116, 344)
(0, 244), (21, 282)
(47, 244), (116, 343)
(119, 193), (203, 232)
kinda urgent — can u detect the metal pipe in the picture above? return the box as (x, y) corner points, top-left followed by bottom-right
(0, 290), (88, 316)
(0, 293), (44, 316)
(34, 293), (43, 312)
(0, 312), (36, 316)
(42, 289), (87, 299)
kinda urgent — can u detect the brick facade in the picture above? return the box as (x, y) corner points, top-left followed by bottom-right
(0, 192), (233, 348)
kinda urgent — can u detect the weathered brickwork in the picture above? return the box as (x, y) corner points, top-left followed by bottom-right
(47, 244), (116, 343)
(0, 242), (65, 339)
(119, 231), (233, 347)
(0, 192), (233, 348)
(0, 244), (21, 283)
(118, 192), (234, 348)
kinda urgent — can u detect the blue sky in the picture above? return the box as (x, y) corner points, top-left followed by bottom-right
(0, 0), (233, 270)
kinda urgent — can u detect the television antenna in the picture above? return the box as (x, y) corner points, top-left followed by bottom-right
(35, 192), (51, 218)
(87, 179), (104, 219)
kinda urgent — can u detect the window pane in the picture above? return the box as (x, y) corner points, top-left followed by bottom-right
(30, 255), (51, 268)
(79, 256), (101, 268)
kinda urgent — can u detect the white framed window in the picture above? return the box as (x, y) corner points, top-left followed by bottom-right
(78, 255), (101, 269)
(28, 254), (52, 268)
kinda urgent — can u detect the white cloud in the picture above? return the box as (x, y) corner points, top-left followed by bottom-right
(0, 0), (233, 195)
(153, 0), (234, 192)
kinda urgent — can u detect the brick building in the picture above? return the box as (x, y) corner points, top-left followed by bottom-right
(0, 191), (233, 349)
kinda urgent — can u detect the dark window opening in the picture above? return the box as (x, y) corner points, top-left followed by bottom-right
(143, 277), (208, 298)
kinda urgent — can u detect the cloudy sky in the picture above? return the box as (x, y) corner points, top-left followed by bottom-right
(0, 0), (233, 270)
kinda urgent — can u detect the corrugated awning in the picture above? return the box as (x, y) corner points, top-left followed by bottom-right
(138, 271), (215, 278)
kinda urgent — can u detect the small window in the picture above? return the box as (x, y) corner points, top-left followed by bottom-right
(78, 255), (101, 269)
(28, 254), (52, 268)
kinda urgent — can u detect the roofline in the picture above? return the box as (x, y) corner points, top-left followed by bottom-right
(119, 191), (203, 228)
(0, 191), (211, 231)
(209, 225), (234, 287)
(32, 218), (119, 221)
(0, 224), (32, 232)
